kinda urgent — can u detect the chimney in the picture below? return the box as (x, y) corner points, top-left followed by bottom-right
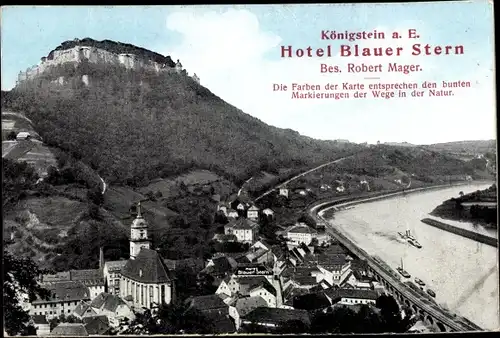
(99, 247), (104, 270)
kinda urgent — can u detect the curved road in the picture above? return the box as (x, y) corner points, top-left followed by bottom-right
(2, 111), (35, 125)
(100, 176), (107, 195)
(255, 155), (353, 201)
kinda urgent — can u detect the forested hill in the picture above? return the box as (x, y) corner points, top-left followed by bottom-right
(5, 56), (359, 186)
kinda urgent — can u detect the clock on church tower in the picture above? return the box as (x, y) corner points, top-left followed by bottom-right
(130, 202), (151, 259)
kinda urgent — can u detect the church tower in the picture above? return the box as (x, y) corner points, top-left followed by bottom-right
(130, 202), (151, 260)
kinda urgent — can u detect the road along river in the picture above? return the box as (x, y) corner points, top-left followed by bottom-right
(321, 183), (499, 331)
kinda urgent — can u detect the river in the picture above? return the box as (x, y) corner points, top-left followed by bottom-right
(323, 183), (499, 331)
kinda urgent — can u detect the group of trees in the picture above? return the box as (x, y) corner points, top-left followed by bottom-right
(48, 314), (82, 331)
(121, 303), (214, 335)
(2, 158), (39, 211)
(3, 242), (52, 336)
(432, 184), (498, 227)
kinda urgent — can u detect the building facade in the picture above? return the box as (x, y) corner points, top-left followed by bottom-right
(224, 218), (260, 244)
(29, 281), (91, 319)
(103, 260), (128, 295)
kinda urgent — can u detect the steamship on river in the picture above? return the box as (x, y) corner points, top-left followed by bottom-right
(398, 229), (422, 249)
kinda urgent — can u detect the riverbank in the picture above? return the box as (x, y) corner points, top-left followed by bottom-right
(311, 181), (482, 216)
(312, 183), (498, 331)
(421, 218), (497, 248)
(429, 184), (497, 230)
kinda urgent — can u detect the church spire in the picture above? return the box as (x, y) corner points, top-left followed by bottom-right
(130, 201), (150, 259)
(137, 201), (142, 218)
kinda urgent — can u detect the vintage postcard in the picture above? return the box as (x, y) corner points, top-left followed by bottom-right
(1, 2), (497, 335)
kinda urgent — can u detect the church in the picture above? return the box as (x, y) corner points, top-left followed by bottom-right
(112, 202), (175, 310)
(31, 202), (175, 321)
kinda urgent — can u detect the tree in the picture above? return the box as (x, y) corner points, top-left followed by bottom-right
(87, 187), (103, 206)
(214, 211), (228, 224)
(7, 130), (17, 140)
(88, 203), (101, 220)
(376, 294), (410, 332)
(277, 319), (309, 333)
(310, 306), (358, 333)
(196, 272), (216, 295)
(310, 237), (319, 247)
(297, 213), (317, 229)
(3, 158), (39, 209)
(3, 242), (52, 336)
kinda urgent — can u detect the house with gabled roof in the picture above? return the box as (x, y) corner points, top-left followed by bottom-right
(262, 208), (274, 218)
(228, 296), (267, 330)
(218, 273), (276, 300)
(246, 205), (260, 221)
(281, 284), (312, 308)
(201, 255), (238, 281)
(30, 315), (50, 336)
(341, 269), (374, 290)
(292, 291), (332, 312)
(323, 288), (379, 306)
(245, 246), (274, 266)
(163, 257), (204, 273)
(226, 208), (239, 219)
(224, 218), (259, 244)
(29, 281), (91, 319)
(88, 292), (134, 327)
(40, 269), (105, 300)
(186, 294), (228, 314)
(316, 251), (352, 286)
(278, 187), (289, 198)
(82, 315), (111, 335)
(229, 195), (251, 211)
(284, 223), (321, 246)
(50, 323), (89, 336)
(16, 131), (31, 141)
(73, 300), (98, 320)
(185, 294), (236, 333)
(215, 277), (233, 298)
(249, 281), (277, 307)
(250, 239), (272, 252)
(241, 307), (311, 331)
(217, 201), (230, 216)
(212, 233), (238, 243)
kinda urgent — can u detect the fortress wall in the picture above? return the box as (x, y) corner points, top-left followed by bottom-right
(16, 45), (183, 86)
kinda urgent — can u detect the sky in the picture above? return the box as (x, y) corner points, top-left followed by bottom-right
(1, 3), (496, 144)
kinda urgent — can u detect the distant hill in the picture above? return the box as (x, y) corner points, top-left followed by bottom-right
(424, 140), (496, 154)
(383, 142), (417, 147)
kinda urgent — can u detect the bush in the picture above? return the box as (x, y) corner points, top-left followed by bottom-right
(7, 131), (17, 140)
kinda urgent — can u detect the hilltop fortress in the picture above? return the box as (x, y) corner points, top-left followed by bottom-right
(16, 38), (200, 86)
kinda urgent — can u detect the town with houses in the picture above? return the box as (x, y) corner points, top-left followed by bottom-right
(18, 183), (425, 336)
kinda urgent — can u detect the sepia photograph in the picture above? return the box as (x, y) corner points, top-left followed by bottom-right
(1, 2), (498, 335)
